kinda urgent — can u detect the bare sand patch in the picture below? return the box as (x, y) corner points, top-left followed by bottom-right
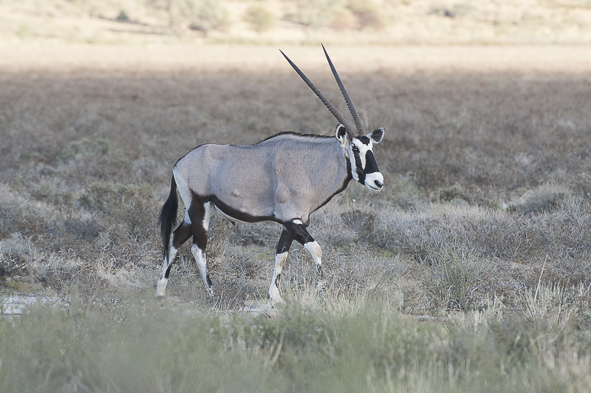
(1, 45), (590, 75)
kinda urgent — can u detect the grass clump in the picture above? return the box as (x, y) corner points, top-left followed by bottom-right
(1, 288), (591, 393)
(346, 0), (389, 30)
(512, 183), (569, 215)
(423, 250), (498, 311)
(147, 0), (229, 35)
(58, 138), (113, 163)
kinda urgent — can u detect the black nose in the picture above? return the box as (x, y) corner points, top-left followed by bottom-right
(374, 180), (383, 188)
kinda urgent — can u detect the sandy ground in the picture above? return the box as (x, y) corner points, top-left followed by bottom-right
(1, 45), (590, 75)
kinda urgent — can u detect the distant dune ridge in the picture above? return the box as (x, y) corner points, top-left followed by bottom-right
(1, 0), (591, 45)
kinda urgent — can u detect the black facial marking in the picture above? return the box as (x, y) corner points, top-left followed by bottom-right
(358, 136), (371, 145)
(353, 149), (365, 184)
(364, 150), (380, 175)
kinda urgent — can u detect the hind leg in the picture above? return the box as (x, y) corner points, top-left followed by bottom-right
(156, 212), (194, 297)
(188, 201), (213, 296)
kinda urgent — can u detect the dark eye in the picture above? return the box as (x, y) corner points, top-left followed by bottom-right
(352, 145), (359, 153)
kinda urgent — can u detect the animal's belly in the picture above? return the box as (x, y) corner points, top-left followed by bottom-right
(211, 191), (275, 223)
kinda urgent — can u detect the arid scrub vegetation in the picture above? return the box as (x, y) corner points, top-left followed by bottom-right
(1, 45), (591, 391)
(2, 0), (591, 44)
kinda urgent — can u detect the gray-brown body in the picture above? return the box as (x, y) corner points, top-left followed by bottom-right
(174, 133), (350, 225)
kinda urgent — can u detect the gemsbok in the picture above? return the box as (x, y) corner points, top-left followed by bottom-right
(157, 45), (385, 303)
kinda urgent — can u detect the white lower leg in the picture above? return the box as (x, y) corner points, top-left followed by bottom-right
(191, 244), (213, 296)
(304, 241), (325, 292)
(156, 246), (178, 297)
(304, 241), (322, 272)
(269, 251), (288, 303)
(156, 278), (168, 297)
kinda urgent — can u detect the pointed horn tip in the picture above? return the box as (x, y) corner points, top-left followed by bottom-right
(322, 44), (366, 135)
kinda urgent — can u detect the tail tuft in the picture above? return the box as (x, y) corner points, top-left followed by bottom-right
(159, 176), (178, 261)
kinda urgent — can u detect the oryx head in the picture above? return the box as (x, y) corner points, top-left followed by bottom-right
(281, 45), (385, 191)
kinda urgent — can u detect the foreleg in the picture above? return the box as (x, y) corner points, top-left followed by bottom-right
(269, 228), (294, 303)
(284, 220), (324, 278)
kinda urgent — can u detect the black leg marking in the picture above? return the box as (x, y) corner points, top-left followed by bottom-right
(165, 264), (173, 279)
(187, 199), (213, 293)
(283, 221), (314, 245)
(161, 221), (194, 279)
(172, 221), (193, 249)
(283, 222), (323, 292)
(188, 202), (208, 251)
(276, 228), (294, 254)
(269, 227), (295, 302)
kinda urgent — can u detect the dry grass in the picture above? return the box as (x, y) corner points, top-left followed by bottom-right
(1, 44), (591, 391)
(1, 45), (591, 308)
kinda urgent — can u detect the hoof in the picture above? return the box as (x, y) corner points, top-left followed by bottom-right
(156, 278), (168, 298)
(268, 285), (284, 304)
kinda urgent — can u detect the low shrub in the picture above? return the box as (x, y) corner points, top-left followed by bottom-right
(243, 5), (275, 33)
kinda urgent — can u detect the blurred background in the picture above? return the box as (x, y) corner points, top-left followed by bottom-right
(1, 0), (591, 45)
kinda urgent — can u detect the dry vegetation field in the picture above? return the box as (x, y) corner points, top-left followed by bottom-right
(1, 45), (591, 391)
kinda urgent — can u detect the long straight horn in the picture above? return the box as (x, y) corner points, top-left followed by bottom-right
(280, 49), (356, 137)
(321, 44), (365, 136)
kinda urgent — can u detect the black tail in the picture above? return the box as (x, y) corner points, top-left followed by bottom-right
(159, 176), (178, 261)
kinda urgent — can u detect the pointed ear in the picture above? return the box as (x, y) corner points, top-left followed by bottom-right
(334, 124), (348, 147)
(368, 127), (385, 144)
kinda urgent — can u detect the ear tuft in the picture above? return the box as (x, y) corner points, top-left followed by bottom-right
(368, 127), (385, 144)
(335, 124), (348, 145)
